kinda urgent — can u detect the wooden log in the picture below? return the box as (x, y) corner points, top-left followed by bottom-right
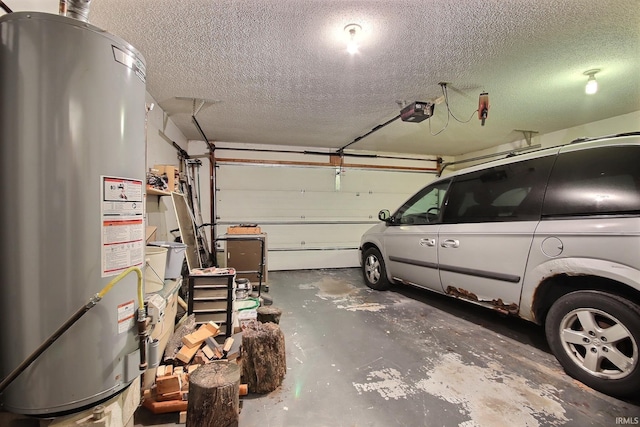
(205, 336), (224, 359)
(201, 344), (215, 360)
(192, 349), (209, 365)
(186, 362), (240, 427)
(156, 375), (182, 394)
(256, 306), (282, 324)
(224, 333), (243, 361)
(176, 342), (201, 364)
(241, 320), (286, 393)
(181, 373), (190, 391)
(156, 365), (167, 377)
(164, 314), (197, 364)
(222, 337), (234, 356)
(156, 391), (184, 402)
(239, 384), (248, 396)
(142, 396), (188, 414)
(182, 322), (220, 348)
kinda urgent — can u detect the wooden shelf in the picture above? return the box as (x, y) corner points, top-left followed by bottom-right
(146, 187), (172, 196)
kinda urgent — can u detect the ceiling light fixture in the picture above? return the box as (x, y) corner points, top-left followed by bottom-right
(344, 23), (361, 55)
(583, 69), (600, 95)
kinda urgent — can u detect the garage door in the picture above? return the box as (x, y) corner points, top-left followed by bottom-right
(215, 161), (435, 270)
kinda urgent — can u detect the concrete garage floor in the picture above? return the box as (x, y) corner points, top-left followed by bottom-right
(136, 268), (640, 427)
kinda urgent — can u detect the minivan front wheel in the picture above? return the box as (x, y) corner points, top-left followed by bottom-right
(362, 247), (391, 290)
(545, 290), (640, 396)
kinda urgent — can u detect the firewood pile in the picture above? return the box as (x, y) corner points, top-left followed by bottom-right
(141, 312), (286, 425)
(142, 315), (245, 421)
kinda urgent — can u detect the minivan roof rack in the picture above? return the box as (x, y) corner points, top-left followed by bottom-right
(569, 131), (640, 144)
(438, 131), (640, 177)
(437, 143), (543, 176)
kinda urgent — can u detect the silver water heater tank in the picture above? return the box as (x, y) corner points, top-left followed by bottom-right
(0, 12), (147, 415)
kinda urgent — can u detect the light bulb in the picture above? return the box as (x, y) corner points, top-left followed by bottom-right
(583, 69), (600, 95)
(585, 75), (598, 94)
(344, 24), (361, 55)
(347, 39), (359, 55)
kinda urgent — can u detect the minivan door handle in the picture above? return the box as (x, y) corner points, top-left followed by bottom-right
(420, 238), (436, 247)
(441, 239), (460, 248)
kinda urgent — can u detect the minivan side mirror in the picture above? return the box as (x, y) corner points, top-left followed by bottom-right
(378, 209), (391, 222)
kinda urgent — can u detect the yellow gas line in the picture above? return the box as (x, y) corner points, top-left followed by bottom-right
(0, 266), (147, 394)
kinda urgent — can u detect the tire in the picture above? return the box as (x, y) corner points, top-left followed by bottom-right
(362, 247), (392, 291)
(545, 290), (640, 396)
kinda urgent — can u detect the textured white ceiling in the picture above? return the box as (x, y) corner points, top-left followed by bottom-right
(6, 1), (640, 156)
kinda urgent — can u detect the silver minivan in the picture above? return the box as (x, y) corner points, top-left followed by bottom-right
(359, 132), (640, 397)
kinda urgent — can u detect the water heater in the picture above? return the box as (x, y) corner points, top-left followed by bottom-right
(0, 12), (147, 415)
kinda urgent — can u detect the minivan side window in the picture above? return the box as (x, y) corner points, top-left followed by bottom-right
(392, 180), (451, 225)
(543, 146), (640, 216)
(442, 155), (555, 223)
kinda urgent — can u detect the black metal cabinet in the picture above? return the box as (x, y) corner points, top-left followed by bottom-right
(187, 273), (235, 337)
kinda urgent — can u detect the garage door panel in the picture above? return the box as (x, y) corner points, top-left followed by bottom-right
(216, 162), (435, 270)
(217, 165), (334, 191)
(217, 189), (417, 221)
(268, 249), (360, 271)
(260, 224), (373, 249)
(340, 169), (431, 194)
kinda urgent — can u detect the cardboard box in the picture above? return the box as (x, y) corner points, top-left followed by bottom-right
(227, 225), (261, 234)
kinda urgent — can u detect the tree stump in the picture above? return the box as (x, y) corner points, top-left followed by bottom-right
(257, 306), (282, 324)
(241, 320), (286, 393)
(186, 362), (240, 427)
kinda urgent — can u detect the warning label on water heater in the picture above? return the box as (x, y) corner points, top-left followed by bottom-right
(101, 176), (145, 277)
(117, 300), (136, 334)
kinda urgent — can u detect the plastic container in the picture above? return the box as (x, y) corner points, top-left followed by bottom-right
(237, 298), (260, 329)
(148, 241), (187, 279)
(235, 278), (251, 300)
(145, 246), (168, 293)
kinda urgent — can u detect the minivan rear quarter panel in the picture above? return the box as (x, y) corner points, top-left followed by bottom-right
(520, 216), (640, 322)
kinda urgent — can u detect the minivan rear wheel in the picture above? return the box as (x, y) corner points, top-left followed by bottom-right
(545, 290), (640, 396)
(362, 247), (391, 290)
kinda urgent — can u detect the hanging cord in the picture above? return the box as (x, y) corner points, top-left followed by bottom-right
(429, 102), (450, 136)
(428, 83), (478, 136)
(443, 83), (478, 123)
